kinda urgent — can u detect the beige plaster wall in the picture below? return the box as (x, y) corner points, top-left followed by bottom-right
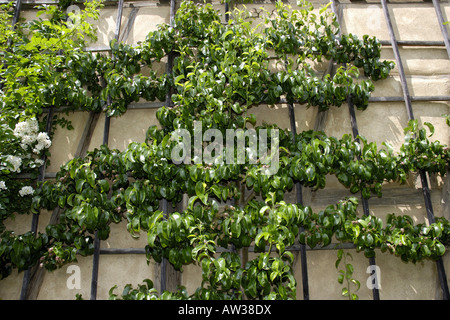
(1, 0), (449, 300)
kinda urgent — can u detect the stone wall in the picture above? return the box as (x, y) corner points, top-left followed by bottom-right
(0, 0), (449, 300)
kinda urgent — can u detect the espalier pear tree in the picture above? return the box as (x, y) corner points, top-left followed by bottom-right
(0, 0), (448, 300)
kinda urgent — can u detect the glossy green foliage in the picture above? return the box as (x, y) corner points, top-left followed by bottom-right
(0, 0), (448, 301)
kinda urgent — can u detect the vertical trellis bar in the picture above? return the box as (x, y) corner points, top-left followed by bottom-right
(380, 0), (414, 121)
(90, 0), (125, 300)
(347, 95), (380, 300)
(159, 199), (168, 293)
(16, 0), (50, 299)
(331, 0), (380, 300)
(20, 108), (54, 300)
(225, 0), (230, 22)
(159, 0), (177, 294)
(287, 103), (310, 300)
(432, 0), (450, 59)
(224, 0), (235, 238)
(381, 0), (450, 300)
(11, 0), (22, 27)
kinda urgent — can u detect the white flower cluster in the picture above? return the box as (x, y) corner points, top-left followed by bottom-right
(18, 186), (34, 197)
(0, 117), (52, 173)
(5, 155), (22, 173)
(13, 118), (52, 154)
(0, 181), (7, 191)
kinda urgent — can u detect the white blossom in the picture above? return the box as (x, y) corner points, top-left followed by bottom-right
(19, 186), (34, 197)
(13, 118), (39, 138)
(13, 118), (51, 154)
(20, 134), (37, 149)
(6, 155), (22, 173)
(0, 181), (7, 191)
(32, 132), (52, 154)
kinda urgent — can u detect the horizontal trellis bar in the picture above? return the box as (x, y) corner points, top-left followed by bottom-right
(84, 40), (448, 53)
(0, 0), (444, 5)
(98, 242), (358, 255)
(379, 40), (447, 46)
(369, 95), (450, 102)
(100, 248), (147, 254)
(38, 95), (450, 115)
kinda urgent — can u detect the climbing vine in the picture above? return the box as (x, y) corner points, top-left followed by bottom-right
(0, 0), (448, 300)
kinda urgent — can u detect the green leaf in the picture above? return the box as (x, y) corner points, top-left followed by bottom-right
(222, 188), (229, 201)
(98, 179), (110, 193)
(67, 194), (75, 207)
(257, 271), (268, 287)
(246, 114), (257, 126)
(258, 253), (270, 270)
(341, 287), (349, 297)
(337, 271), (345, 284)
(319, 1), (332, 14)
(255, 232), (270, 246)
(337, 172), (350, 187)
(199, 193), (208, 205)
(282, 251), (295, 264)
(335, 249), (343, 268)
(346, 263), (354, 275)
(161, 134), (170, 148)
(76, 179), (85, 193)
(423, 122), (435, 137)
(322, 233), (330, 247)
(351, 279), (361, 291)
(435, 242), (445, 256)
(160, 186), (167, 198)
(358, 219), (368, 228)
(58, 196), (66, 208)
(195, 181), (206, 197)
(210, 185), (222, 199)
(231, 103), (242, 114)
(365, 233), (374, 247)
(148, 211), (163, 230)
(222, 29), (233, 40)
(305, 165), (315, 181)
(87, 171), (96, 188)
(270, 271), (278, 282)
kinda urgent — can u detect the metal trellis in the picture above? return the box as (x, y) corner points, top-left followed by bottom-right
(380, 0), (449, 300)
(89, 0), (125, 300)
(330, 0), (381, 300)
(12, 0), (450, 300)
